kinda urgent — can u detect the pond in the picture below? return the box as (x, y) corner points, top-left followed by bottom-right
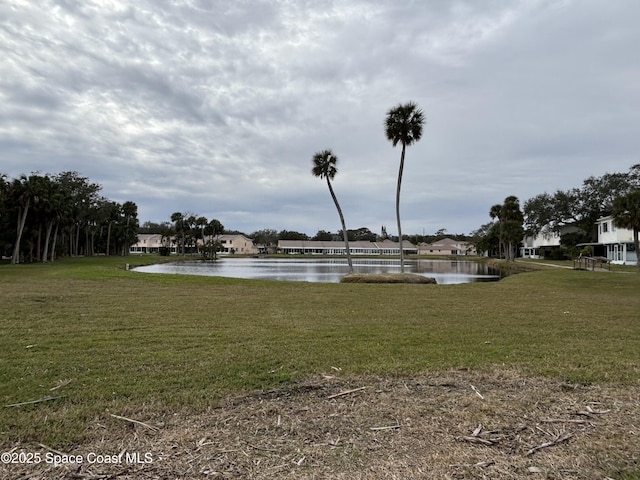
(133, 257), (501, 284)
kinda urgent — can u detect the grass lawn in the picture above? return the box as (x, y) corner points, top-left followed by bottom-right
(0, 256), (638, 478)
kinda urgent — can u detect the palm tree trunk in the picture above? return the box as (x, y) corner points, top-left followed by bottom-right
(50, 223), (59, 262)
(326, 177), (353, 272)
(11, 200), (30, 264)
(74, 224), (80, 256)
(106, 222), (112, 256)
(634, 227), (640, 269)
(36, 225), (42, 262)
(396, 144), (406, 272)
(42, 219), (54, 263)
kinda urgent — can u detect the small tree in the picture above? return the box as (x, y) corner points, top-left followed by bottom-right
(311, 149), (353, 272)
(205, 219), (224, 260)
(489, 196), (524, 260)
(500, 196), (524, 261)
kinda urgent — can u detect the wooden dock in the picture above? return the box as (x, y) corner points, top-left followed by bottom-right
(573, 256), (611, 271)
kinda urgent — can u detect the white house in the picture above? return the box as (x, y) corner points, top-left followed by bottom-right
(520, 225), (582, 258)
(595, 216), (637, 265)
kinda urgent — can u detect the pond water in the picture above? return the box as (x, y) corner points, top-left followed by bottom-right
(133, 257), (501, 284)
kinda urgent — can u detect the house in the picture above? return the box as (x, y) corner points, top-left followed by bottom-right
(213, 234), (258, 255)
(130, 233), (176, 254)
(520, 225), (582, 258)
(130, 233), (258, 255)
(594, 216), (637, 265)
(418, 237), (475, 256)
(277, 239), (417, 255)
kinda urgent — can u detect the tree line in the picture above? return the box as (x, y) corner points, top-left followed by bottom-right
(0, 171), (139, 264)
(472, 164), (640, 260)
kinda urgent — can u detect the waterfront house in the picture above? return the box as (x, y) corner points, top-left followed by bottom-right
(418, 237), (474, 256)
(594, 215), (637, 265)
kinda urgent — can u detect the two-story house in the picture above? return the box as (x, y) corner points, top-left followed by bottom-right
(520, 225), (583, 259)
(418, 238), (474, 256)
(214, 234), (258, 254)
(130, 233), (258, 255)
(130, 233), (176, 254)
(595, 216), (637, 265)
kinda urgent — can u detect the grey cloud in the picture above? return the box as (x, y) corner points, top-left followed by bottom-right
(1, 0), (638, 236)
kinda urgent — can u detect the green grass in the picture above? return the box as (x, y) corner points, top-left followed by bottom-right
(1, 255), (639, 446)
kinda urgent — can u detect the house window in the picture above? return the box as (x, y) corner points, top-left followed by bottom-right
(601, 222), (608, 233)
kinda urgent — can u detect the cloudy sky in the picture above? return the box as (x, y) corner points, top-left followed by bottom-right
(2, 1), (639, 237)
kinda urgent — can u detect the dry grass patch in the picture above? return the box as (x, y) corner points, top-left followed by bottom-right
(340, 273), (437, 284)
(3, 368), (638, 480)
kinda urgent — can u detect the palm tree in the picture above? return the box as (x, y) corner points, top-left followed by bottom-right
(171, 212), (186, 255)
(489, 203), (504, 259)
(385, 101), (425, 272)
(10, 174), (42, 264)
(311, 149), (353, 272)
(612, 190), (640, 269)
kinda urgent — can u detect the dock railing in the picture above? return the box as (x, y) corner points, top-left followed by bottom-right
(573, 256), (611, 271)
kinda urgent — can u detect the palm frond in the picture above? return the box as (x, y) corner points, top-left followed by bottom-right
(311, 149), (338, 180)
(385, 101), (425, 147)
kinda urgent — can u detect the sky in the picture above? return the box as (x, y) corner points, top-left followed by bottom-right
(2, 0), (639, 237)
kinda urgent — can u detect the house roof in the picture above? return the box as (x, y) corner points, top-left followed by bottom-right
(135, 233), (164, 241)
(215, 234), (253, 242)
(419, 237), (470, 249)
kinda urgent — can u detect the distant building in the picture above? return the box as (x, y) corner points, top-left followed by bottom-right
(418, 238), (474, 256)
(130, 233), (176, 254)
(213, 234), (258, 255)
(277, 239), (417, 255)
(130, 233), (258, 255)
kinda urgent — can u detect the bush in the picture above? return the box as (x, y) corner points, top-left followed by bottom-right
(548, 247), (569, 260)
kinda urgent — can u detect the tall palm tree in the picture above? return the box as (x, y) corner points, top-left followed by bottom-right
(385, 102), (425, 272)
(612, 190), (640, 269)
(311, 149), (353, 272)
(489, 203), (504, 259)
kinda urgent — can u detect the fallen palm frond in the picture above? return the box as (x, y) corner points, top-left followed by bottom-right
(5, 395), (65, 408)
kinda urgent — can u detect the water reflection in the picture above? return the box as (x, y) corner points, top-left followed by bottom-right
(134, 257), (500, 284)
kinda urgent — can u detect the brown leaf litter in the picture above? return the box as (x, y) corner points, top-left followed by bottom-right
(2, 368), (638, 479)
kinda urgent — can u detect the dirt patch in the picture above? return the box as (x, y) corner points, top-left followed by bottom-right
(340, 273), (437, 284)
(2, 369), (639, 479)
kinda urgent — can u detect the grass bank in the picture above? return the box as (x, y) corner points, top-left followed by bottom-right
(1, 256), (639, 449)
